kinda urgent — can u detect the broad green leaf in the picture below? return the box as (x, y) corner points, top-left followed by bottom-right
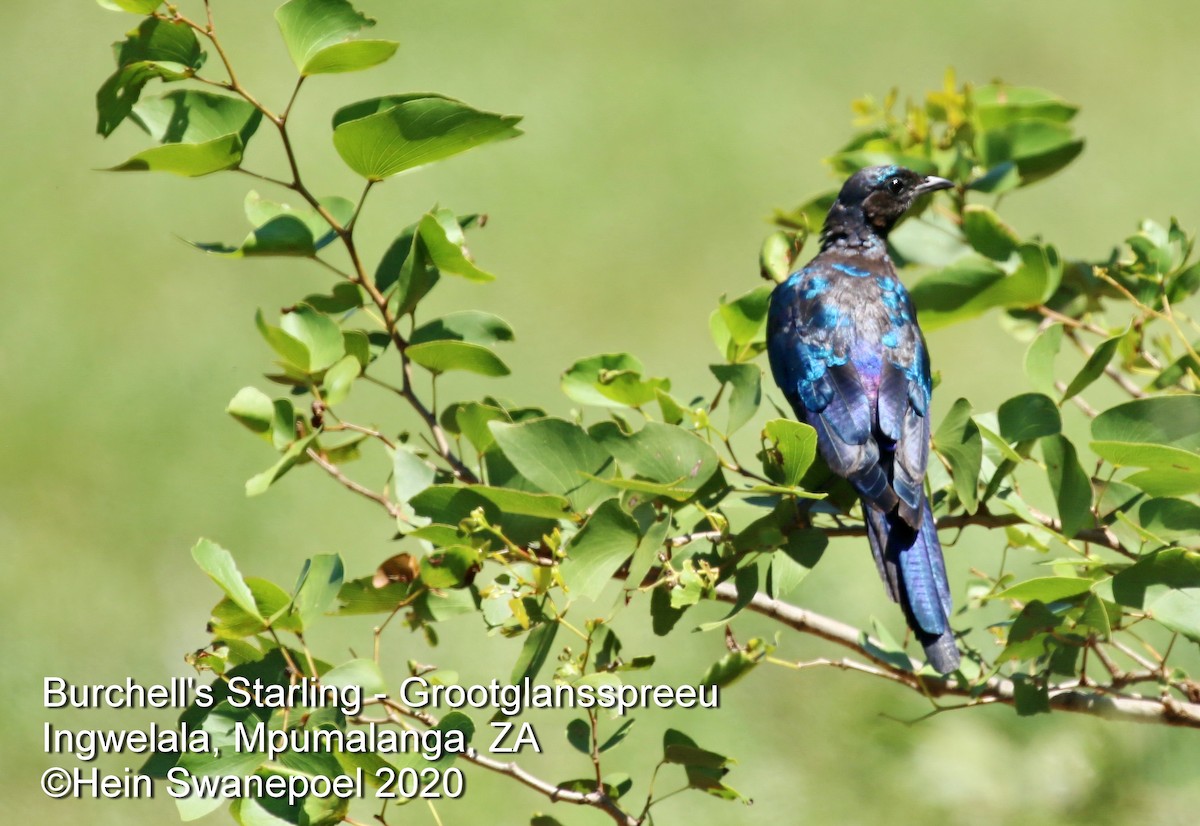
(392, 444), (436, 503)
(335, 576), (412, 615)
(275, 0), (397, 76)
(627, 514), (670, 590)
(591, 422), (720, 497)
(332, 94), (522, 180)
(662, 729), (744, 800)
(418, 209), (495, 281)
(993, 576), (1092, 603)
(1024, 323), (1063, 397)
(562, 353), (669, 409)
(1041, 435), (1093, 539)
(911, 245), (1059, 331)
(512, 622), (558, 682)
(419, 545), (482, 589)
(561, 500), (639, 601)
(718, 285), (773, 347)
(1138, 498), (1200, 542)
(406, 340), (509, 376)
(321, 355), (360, 406)
(696, 564), (759, 631)
(565, 718), (591, 754)
(599, 718), (637, 753)
(444, 402), (506, 453)
(246, 435), (316, 496)
(760, 229), (801, 283)
(305, 283), (363, 313)
(973, 84), (1079, 129)
(762, 419), (818, 487)
(322, 658), (387, 698)
(98, 0), (163, 14)
(770, 529), (827, 597)
(1091, 396), (1200, 452)
(461, 485), (571, 519)
(710, 364), (761, 435)
(227, 387), (274, 438)
(412, 311), (513, 346)
(256, 304), (344, 373)
(192, 192), (353, 257)
(997, 392), (1061, 442)
(961, 204), (1019, 260)
(97, 18), (203, 136)
(1090, 441), (1200, 473)
(490, 418), (615, 511)
(290, 554), (344, 630)
(1123, 467), (1200, 498)
(375, 221), (438, 311)
(114, 91), (262, 177)
(978, 119), (1084, 184)
(192, 539), (262, 621)
(1096, 549), (1200, 640)
(933, 398), (983, 513)
(700, 637), (772, 688)
(1062, 331), (1125, 401)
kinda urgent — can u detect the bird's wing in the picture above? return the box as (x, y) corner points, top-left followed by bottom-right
(767, 265), (895, 511)
(875, 283), (932, 528)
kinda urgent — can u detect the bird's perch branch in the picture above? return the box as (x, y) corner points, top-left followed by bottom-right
(714, 583), (1200, 728)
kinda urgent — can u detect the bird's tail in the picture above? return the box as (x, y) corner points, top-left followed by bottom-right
(864, 497), (960, 674)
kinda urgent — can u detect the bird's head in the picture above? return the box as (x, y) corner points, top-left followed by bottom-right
(823, 165), (954, 246)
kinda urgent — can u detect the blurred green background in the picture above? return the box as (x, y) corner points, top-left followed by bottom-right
(5, 0), (1200, 823)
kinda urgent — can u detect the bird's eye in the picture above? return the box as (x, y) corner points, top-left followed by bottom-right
(887, 177), (905, 195)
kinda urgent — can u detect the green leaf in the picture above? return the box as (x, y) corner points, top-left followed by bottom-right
(332, 94), (522, 180)
(762, 419), (818, 487)
(97, 18), (204, 136)
(770, 529), (827, 597)
(662, 729), (743, 800)
(246, 435), (316, 496)
(419, 545), (482, 589)
(113, 91), (262, 176)
(591, 422), (720, 499)
(255, 304), (345, 373)
(961, 204), (1019, 260)
(1012, 674), (1051, 716)
(406, 340), (509, 377)
(710, 364), (761, 435)
(562, 353), (669, 409)
(418, 209), (496, 281)
(227, 387), (274, 438)
(321, 355), (360, 407)
(375, 221), (438, 311)
(275, 0), (397, 76)
(627, 515), (670, 591)
(911, 245), (1059, 331)
(1024, 323), (1063, 397)
(700, 638), (771, 688)
(1040, 435), (1093, 538)
(973, 84), (1079, 128)
(412, 311), (513, 346)
(98, 0), (163, 14)
(599, 718), (636, 753)
(490, 418), (615, 511)
(192, 539), (262, 621)
(512, 621), (559, 682)
(993, 576), (1092, 603)
(565, 718), (591, 754)
(392, 445), (436, 503)
(1138, 498), (1200, 542)
(561, 500), (639, 601)
(997, 392), (1061, 442)
(455, 485), (570, 519)
(290, 554), (344, 630)
(192, 192), (353, 258)
(718, 285), (773, 347)
(1091, 396), (1200, 452)
(1062, 331), (1125, 401)
(1096, 549), (1200, 640)
(336, 576), (412, 615)
(933, 398), (983, 513)
(978, 119), (1084, 184)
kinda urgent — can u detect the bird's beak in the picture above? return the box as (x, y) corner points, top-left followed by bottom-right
(915, 175), (955, 195)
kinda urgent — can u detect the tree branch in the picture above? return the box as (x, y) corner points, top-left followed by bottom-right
(715, 583), (1200, 728)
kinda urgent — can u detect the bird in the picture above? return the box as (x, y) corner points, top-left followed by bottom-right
(766, 165), (960, 673)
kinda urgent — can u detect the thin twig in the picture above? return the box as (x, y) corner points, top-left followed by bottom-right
(306, 447), (402, 519)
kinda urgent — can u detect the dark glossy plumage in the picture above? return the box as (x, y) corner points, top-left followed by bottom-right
(767, 165), (960, 673)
